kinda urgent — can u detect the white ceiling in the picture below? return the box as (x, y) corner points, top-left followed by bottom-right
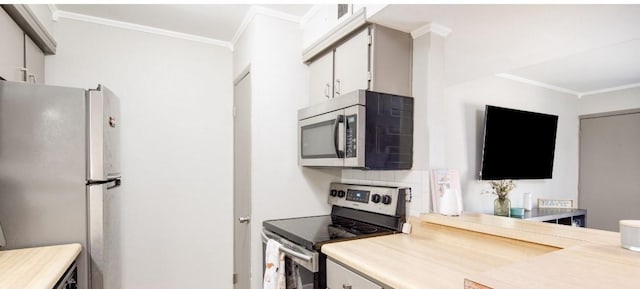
(56, 4), (312, 42)
(55, 4), (640, 96)
(505, 39), (640, 95)
(369, 5), (640, 95)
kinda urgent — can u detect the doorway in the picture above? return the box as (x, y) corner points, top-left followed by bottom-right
(233, 68), (252, 289)
(579, 109), (640, 231)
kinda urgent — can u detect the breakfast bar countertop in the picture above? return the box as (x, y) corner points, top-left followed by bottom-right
(321, 213), (640, 289)
(0, 243), (81, 289)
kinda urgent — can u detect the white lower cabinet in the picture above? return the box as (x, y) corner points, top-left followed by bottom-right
(326, 259), (383, 289)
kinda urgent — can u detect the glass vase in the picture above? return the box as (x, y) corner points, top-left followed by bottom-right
(494, 196), (511, 217)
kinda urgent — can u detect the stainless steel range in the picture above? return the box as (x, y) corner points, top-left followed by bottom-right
(262, 183), (408, 289)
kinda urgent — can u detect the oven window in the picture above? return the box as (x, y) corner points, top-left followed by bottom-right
(301, 120), (337, 159)
(286, 258), (317, 289)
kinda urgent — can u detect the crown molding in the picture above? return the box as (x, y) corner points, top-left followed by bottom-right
(300, 5), (322, 29)
(231, 5), (302, 49)
(496, 73), (581, 96)
(230, 8), (255, 48)
(55, 10), (232, 50)
(48, 4), (58, 21)
(580, 82), (640, 98)
(252, 5), (301, 24)
(411, 22), (452, 39)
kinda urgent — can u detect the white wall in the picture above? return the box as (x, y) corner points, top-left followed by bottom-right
(46, 18), (234, 289)
(352, 76), (581, 216)
(444, 76), (580, 212)
(233, 14), (341, 289)
(336, 18), (581, 216)
(579, 86), (640, 115)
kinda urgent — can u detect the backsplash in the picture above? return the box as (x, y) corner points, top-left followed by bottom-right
(341, 169), (431, 217)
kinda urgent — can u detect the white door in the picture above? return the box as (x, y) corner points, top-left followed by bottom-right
(579, 110), (640, 231)
(234, 71), (252, 289)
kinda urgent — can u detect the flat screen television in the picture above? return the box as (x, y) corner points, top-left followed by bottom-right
(480, 105), (558, 180)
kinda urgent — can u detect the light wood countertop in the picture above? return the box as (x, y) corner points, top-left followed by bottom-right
(0, 243), (81, 289)
(322, 213), (639, 289)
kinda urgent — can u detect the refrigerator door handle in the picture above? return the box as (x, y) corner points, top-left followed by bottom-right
(107, 179), (121, 190)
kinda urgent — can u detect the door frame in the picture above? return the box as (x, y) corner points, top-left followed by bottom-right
(233, 65), (252, 289)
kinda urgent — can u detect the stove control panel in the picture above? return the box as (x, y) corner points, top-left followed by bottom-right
(328, 183), (408, 216)
(346, 189), (370, 203)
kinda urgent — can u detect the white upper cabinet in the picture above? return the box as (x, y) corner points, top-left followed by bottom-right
(25, 35), (45, 84)
(333, 27), (370, 97)
(1, 7), (47, 83)
(308, 50), (334, 105)
(307, 23), (412, 105)
(0, 9), (25, 81)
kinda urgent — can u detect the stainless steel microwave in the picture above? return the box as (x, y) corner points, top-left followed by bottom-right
(297, 90), (414, 169)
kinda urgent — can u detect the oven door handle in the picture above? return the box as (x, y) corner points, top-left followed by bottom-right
(261, 232), (313, 262)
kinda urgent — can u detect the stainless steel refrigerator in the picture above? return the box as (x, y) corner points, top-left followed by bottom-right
(0, 80), (121, 289)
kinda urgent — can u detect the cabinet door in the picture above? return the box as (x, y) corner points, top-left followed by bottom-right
(308, 51), (334, 105)
(334, 27), (370, 97)
(25, 35), (45, 84)
(326, 259), (383, 289)
(0, 9), (25, 81)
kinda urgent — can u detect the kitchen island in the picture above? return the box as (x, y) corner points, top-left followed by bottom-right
(322, 213), (638, 289)
(0, 243), (81, 289)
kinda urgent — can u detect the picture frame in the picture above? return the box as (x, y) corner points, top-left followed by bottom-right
(430, 168), (463, 216)
(537, 199), (573, 209)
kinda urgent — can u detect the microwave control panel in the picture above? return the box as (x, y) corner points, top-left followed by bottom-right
(345, 114), (357, 158)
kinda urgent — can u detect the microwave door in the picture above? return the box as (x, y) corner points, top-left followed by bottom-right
(299, 109), (345, 166)
(343, 105), (366, 168)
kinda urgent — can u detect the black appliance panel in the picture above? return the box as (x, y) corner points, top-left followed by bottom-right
(364, 91), (414, 170)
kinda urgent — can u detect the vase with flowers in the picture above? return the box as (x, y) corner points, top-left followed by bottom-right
(484, 180), (516, 216)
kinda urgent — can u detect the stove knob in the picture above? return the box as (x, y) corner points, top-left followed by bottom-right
(371, 194), (381, 203)
(330, 189), (338, 197)
(337, 190), (346, 198)
(382, 195), (392, 205)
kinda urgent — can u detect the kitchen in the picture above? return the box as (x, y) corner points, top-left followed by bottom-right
(1, 3), (639, 289)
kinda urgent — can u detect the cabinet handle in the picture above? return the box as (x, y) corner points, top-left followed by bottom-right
(335, 79), (341, 96)
(324, 83), (331, 99)
(19, 68), (29, 82)
(342, 284), (352, 289)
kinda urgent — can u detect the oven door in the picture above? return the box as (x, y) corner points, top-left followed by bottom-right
(262, 230), (320, 289)
(298, 109), (346, 167)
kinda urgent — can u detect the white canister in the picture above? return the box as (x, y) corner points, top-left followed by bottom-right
(523, 193), (533, 211)
(620, 220), (640, 252)
(439, 188), (462, 216)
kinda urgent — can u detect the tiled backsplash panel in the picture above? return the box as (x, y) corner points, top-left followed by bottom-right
(341, 169), (431, 216)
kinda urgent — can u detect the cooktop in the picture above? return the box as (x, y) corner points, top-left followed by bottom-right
(263, 214), (394, 251)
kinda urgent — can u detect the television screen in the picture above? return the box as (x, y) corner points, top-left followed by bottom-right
(480, 105), (558, 180)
